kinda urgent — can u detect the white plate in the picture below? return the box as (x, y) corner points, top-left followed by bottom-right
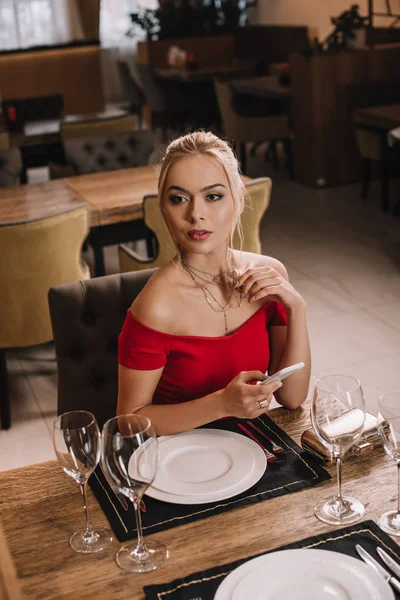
(152, 430), (255, 495)
(145, 429), (266, 505)
(214, 548), (394, 600)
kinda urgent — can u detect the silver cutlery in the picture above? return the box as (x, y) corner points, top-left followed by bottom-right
(355, 544), (400, 592)
(237, 424), (278, 463)
(246, 420), (287, 456)
(377, 547), (400, 579)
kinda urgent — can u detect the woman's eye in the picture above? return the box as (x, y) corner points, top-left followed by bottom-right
(207, 193), (223, 201)
(169, 195), (188, 205)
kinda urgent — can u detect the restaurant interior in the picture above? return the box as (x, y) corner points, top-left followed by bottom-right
(1, 0), (400, 598)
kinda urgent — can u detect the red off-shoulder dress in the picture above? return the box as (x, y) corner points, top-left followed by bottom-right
(118, 301), (287, 405)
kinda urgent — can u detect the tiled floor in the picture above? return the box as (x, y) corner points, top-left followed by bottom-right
(2, 146), (400, 472)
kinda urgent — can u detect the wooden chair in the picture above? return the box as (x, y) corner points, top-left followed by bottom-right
(214, 80), (292, 175)
(0, 206), (90, 429)
(118, 177), (271, 272)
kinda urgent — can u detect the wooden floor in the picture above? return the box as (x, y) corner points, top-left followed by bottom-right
(2, 146), (400, 472)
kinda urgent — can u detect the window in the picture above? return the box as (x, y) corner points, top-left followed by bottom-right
(0, 0), (84, 52)
(0, 0), (54, 51)
(100, 0), (157, 48)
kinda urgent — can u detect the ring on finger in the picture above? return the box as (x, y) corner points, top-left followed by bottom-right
(258, 399), (266, 409)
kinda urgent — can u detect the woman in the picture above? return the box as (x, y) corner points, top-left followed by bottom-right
(118, 131), (310, 435)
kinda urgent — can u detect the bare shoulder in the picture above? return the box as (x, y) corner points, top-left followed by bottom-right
(234, 250), (288, 280)
(129, 262), (184, 332)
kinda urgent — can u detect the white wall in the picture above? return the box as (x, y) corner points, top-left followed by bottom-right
(256, 0), (370, 40)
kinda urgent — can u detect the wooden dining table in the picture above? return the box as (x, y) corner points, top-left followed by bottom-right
(155, 65), (254, 83)
(0, 400), (397, 599)
(0, 166), (160, 277)
(230, 75), (292, 102)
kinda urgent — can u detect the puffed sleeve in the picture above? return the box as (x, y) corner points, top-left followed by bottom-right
(118, 311), (170, 370)
(268, 301), (288, 326)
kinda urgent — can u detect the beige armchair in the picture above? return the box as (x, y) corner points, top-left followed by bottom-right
(214, 80), (291, 175)
(0, 206), (90, 429)
(118, 177), (271, 273)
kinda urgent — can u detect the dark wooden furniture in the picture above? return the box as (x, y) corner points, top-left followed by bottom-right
(289, 44), (400, 188)
(0, 400), (397, 599)
(231, 75), (292, 101)
(0, 44), (104, 115)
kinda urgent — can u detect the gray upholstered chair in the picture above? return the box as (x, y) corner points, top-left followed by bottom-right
(63, 129), (154, 175)
(48, 268), (156, 429)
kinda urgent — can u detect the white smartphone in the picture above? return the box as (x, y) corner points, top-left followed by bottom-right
(257, 362), (305, 385)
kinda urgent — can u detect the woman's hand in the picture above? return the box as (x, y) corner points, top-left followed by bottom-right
(238, 266), (305, 311)
(220, 370), (282, 419)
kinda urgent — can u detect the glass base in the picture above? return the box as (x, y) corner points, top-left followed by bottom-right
(314, 495), (365, 526)
(379, 510), (400, 536)
(116, 540), (169, 573)
(69, 526), (113, 553)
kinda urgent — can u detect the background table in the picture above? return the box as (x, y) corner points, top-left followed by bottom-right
(0, 166), (158, 277)
(231, 75), (292, 102)
(0, 400), (397, 599)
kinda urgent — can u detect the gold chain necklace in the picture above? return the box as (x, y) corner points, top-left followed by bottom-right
(181, 254), (242, 336)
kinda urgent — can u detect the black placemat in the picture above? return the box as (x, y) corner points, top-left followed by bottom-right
(89, 415), (330, 541)
(144, 520), (400, 600)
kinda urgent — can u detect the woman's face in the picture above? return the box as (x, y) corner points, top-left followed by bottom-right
(162, 154), (241, 255)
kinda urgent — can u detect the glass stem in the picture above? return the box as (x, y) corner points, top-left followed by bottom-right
(80, 481), (93, 535)
(336, 455), (343, 505)
(133, 494), (147, 557)
(397, 462), (400, 514)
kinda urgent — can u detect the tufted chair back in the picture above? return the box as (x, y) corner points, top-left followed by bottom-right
(48, 268), (156, 429)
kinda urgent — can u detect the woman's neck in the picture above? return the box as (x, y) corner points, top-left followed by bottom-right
(179, 248), (235, 278)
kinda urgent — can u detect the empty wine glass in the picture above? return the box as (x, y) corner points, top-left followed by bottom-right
(101, 414), (168, 572)
(53, 410), (113, 553)
(311, 374), (366, 525)
(377, 390), (400, 536)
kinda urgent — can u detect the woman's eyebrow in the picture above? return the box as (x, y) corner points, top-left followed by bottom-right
(166, 185), (189, 193)
(166, 183), (226, 193)
(201, 183), (226, 191)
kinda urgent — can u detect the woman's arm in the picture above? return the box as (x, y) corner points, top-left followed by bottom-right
(238, 258), (311, 410)
(268, 303), (311, 409)
(117, 364), (282, 436)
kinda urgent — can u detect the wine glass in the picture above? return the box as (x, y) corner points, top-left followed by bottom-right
(311, 374), (366, 525)
(101, 414), (168, 572)
(377, 390), (400, 536)
(53, 410), (113, 553)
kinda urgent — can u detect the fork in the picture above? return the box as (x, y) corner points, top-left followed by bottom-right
(246, 420), (287, 456)
(237, 424), (277, 462)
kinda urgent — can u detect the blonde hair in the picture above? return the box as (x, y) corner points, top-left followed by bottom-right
(158, 131), (245, 250)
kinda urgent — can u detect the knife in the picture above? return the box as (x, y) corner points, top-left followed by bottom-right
(377, 547), (400, 580)
(356, 544), (400, 592)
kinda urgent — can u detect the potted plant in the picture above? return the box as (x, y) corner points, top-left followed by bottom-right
(126, 0), (255, 42)
(304, 4), (369, 55)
